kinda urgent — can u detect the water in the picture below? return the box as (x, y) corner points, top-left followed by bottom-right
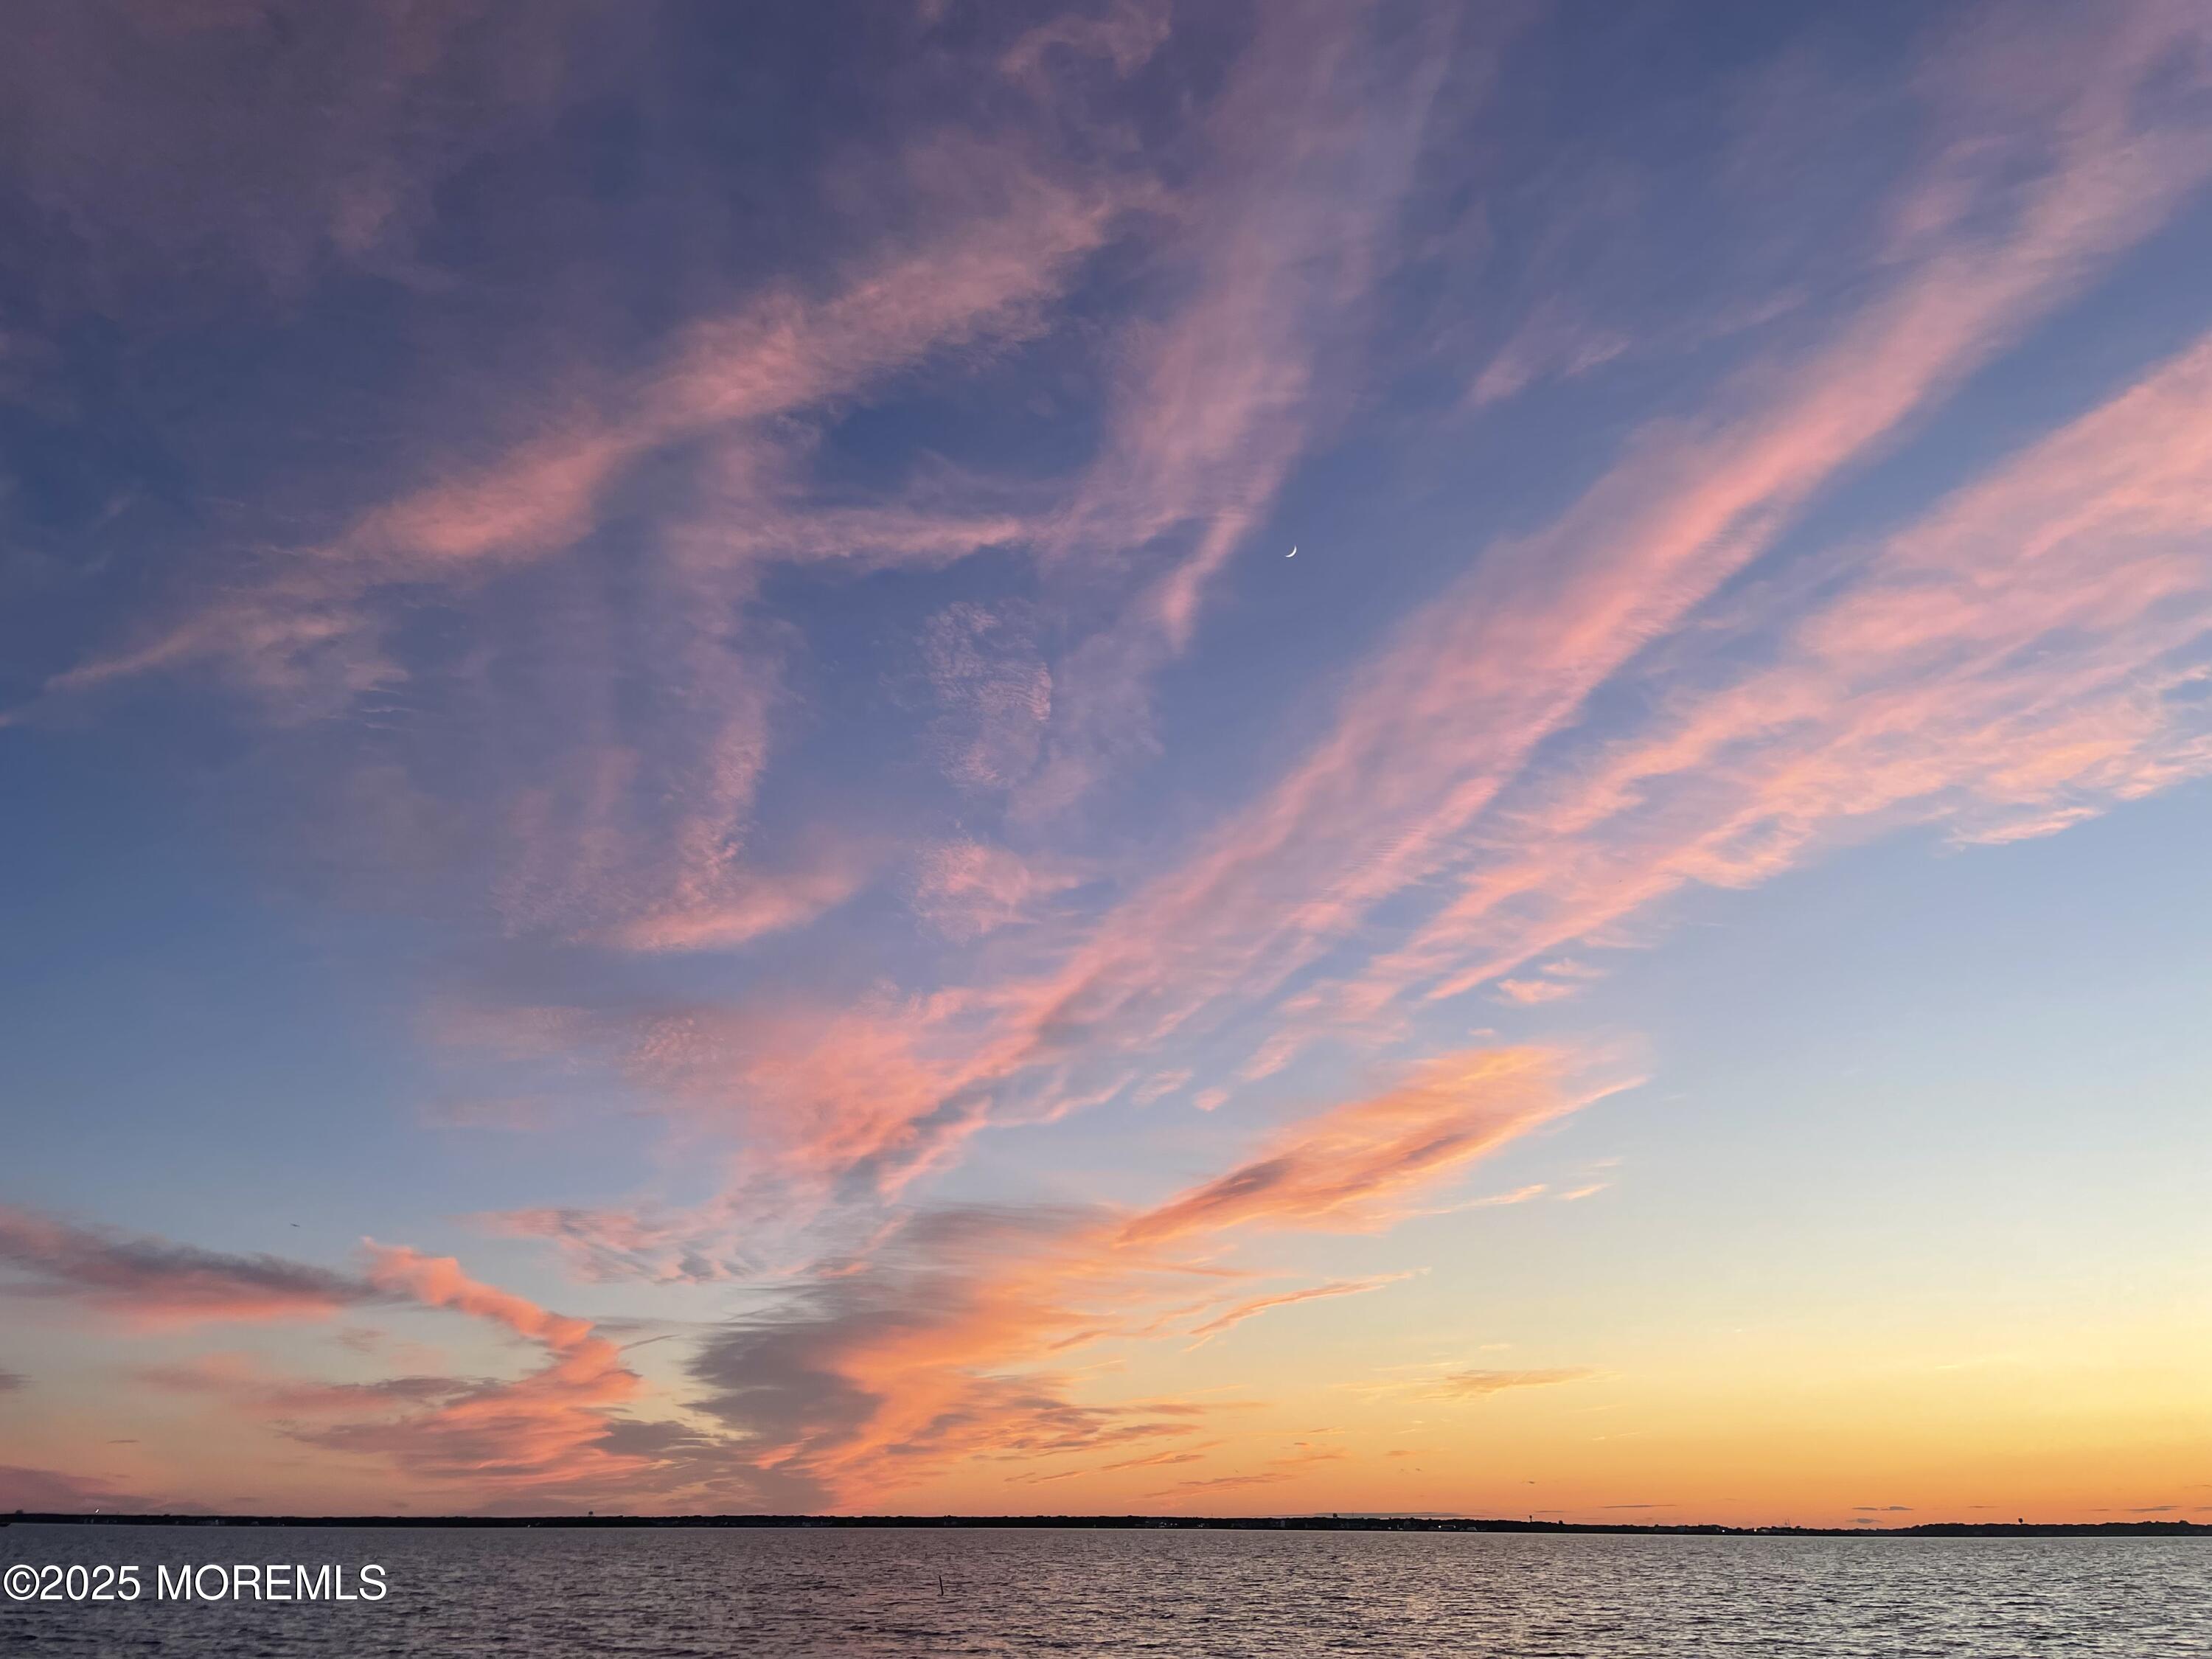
(2, 1523), (2205, 1655)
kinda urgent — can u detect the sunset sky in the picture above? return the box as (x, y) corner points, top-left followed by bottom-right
(2, 0), (2209, 1526)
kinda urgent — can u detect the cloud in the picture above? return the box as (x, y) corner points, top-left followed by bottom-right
(0, 1206), (376, 1327)
(1463, 1183), (1549, 1209)
(1119, 1048), (1584, 1245)
(1095, 1444), (1220, 1475)
(22, 120), (1133, 969)
(0, 0), (619, 302)
(999, 0), (1172, 86)
(484, 1206), (754, 1287)
(1146, 1444), (1346, 1504)
(641, 10), (2212, 1193)
(136, 1354), (471, 1416)
(686, 1202), (1219, 1509)
(607, 855), (869, 955)
(1423, 1367), (1593, 1399)
(0, 1209), (726, 1506)
(1341, 324), (2212, 1009)
(0, 1366), (23, 1391)
(1032, 6), (2212, 1062)
(1182, 1276), (1407, 1348)
(1017, 1), (1469, 814)
(912, 839), (1082, 942)
(683, 1047), (1584, 1506)
(1495, 978), (1580, 1006)
(12, 4), (2211, 1525)
(277, 1245), (655, 1498)
(49, 5), (2207, 1237)
(41, 136), (1125, 707)
(442, 1040), (1599, 1510)
(34, 1226), (767, 1512)
(922, 603), (1055, 796)
(1467, 302), (1631, 410)
(364, 1245), (602, 1354)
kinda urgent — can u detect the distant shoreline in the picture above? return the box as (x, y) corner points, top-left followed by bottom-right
(6, 1513), (2202, 1539)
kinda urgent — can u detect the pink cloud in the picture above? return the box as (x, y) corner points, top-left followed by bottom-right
(1495, 978), (1580, 1006)
(1343, 324), (2212, 1011)
(1119, 1048), (1584, 1246)
(922, 603), (1055, 796)
(0, 0), (604, 299)
(999, 0), (1172, 86)
(607, 858), (869, 954)
(0, 1206), (375, 1328)
(279, 1245), (654, 1496)
(24, 136), (1133, 968)
(410, 12), (2212, 1245)
(1015, 3), (1469, 815)
(913, 839), (1082, 942)
(996, 10), (2212, 1077)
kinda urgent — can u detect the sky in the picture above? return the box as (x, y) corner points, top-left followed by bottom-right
(1, 0), (2209, 1526)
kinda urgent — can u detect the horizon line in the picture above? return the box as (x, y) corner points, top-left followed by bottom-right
(9, 1512), (2204, 1540)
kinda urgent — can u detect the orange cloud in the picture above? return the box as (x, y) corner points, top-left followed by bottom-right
(284, 1245), (652, 1498)
(684, 1046), (1593, 1507)
(1119, 1048), (1579, 1246)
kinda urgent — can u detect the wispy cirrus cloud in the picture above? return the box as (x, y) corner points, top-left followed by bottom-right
(1182, 1277), (1408, 1349)
(0, 0), (624, 301)
(64, 4), (2212, 1218)
(1343, 323), (2212, 1012)
(44, 141), (1126, 703)
(337, 21), (2212, 1526)
(1018, 0), (1470, 815)
(25, 125), (1133, 961)
(1422, 1367), (1594, 1401)
(989, 2), (2212, 1082)
(912, 839), (1085, 942)
(1147, 1444), (1346, 1504)
(485, 1205), (757, 1288)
